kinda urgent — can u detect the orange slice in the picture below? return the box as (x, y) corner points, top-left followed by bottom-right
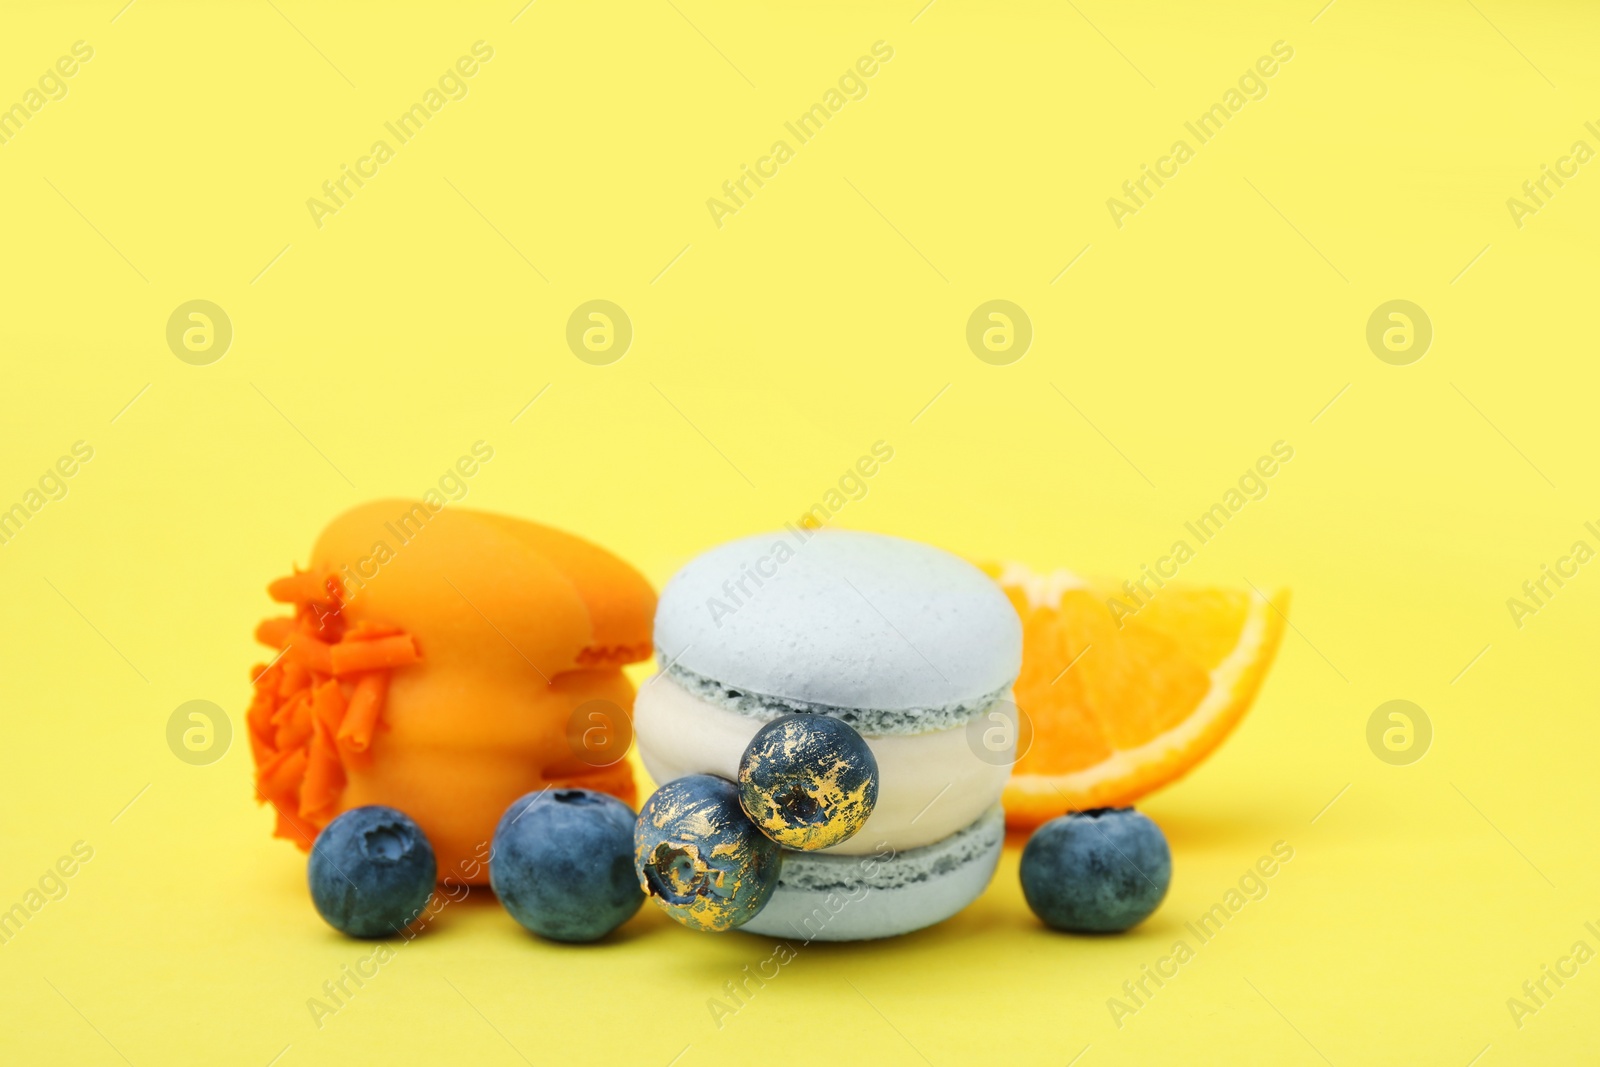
(985, 562), (1288, 827)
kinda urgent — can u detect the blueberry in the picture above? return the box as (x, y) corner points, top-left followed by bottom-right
(308, 806), (437, 939)
(490, 788), (643, 943)
(634, 775), (782, 932)
(737, 715), (878, 851)
(1020, 808), (1171, 933)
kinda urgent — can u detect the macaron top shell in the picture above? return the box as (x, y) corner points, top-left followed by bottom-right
(310, 500), (656, 676)
(655, 529), (1021, 730)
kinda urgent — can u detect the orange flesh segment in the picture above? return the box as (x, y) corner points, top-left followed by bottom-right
(993, 564), (1287, 827)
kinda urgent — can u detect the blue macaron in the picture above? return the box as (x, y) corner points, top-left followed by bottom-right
(640, 529), (1023, 941)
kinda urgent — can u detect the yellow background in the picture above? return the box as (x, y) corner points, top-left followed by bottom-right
(3, 1), (1597, 1063)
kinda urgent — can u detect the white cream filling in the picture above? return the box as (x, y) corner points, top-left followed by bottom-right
(633, 673), (1014, 855)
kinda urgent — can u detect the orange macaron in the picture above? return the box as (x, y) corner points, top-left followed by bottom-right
(247, 501), (655, 884)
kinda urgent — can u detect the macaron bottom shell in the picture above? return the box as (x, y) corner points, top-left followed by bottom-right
(737, 806), (1004, 942)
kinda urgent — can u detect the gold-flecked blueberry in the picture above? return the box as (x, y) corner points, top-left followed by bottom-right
(737, 715), (879, 851)
(634, 775), (782, 932)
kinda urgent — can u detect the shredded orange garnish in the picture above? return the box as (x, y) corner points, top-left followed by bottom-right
(248, 567), (420, 849)
(336, 673), (388, 754)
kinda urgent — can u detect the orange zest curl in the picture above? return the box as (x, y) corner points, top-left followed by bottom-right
(247, 567), (419, 849)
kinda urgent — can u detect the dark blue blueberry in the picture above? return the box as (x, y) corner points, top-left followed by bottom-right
(489, 788), (643, 943)
(738, 715), (879, 851)
(308, 806), (436, 939)
(634, 775), (781, 932)
(1020, 807), (1171, 933)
